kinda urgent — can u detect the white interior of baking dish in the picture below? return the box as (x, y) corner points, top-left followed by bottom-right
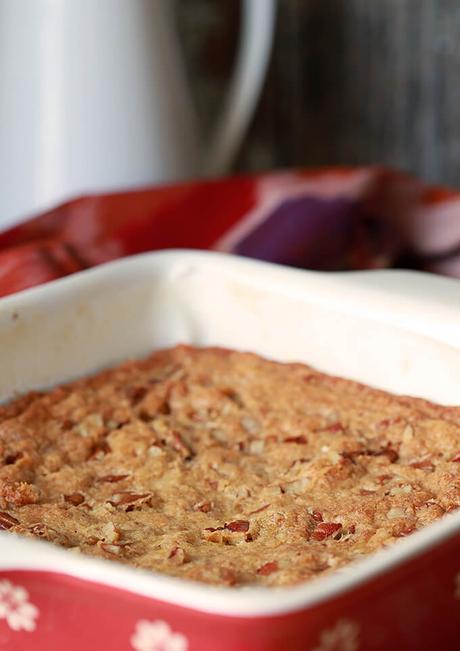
(1, 250), (460, 616)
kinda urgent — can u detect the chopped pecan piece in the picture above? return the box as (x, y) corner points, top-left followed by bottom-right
(311, 510), (323, 522)
(170, 431), (195, 460)
(168, 546), (189, 565)
(284, 435), (307, 444)
(376, 416), (403, 430)
(341, 451), (357, 465)
(0, 480), (39, 507)
(193, 500), (212, 513)
(248, 503), (270, 515)
(287, 458), (310, 472)
(64, 493), (85, 506)
(240, 416), (261, 434)
(392, 523), (416, 538)
(219, 568), (238, 586)
(220, 387), (242, 403)
(101, 522), (119, 543)
(445, 504), (460, 513)
(28, 523), (70, 546)
(381, 447), (399, 463)
(126, 385), (148, 405)
(98, 474), (129, 483)
(257, 561), (278, 576)
(107, 492), (151, 507)
(410, 459), (434, 471)
(61, 418), (75, 431)
(343, 446), (399, 464)
(225, 520), (250, 533)
(311, 522), (342, 541)
(248, 439), (264, 454)
(318, 422), (344, 433)
(88, 440), (111, 459)
(4, 453), (22, 465)
(376, 474), (393, 484)
(0, 511), (19, 529)
(99, 543), (122, 555)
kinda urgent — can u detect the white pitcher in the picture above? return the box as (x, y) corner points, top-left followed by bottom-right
(0, 0), (275, 228)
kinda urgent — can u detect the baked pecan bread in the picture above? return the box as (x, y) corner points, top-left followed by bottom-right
(0, 345), (459, 587)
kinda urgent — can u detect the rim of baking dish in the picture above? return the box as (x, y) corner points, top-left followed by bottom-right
(2, 502), (460, 617)
(1, 250), (460, 617)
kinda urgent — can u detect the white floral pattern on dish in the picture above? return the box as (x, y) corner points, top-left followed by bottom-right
(131, 619), (188, 651)
(0, 579), (39, 632)
(311, 618), (360, 651)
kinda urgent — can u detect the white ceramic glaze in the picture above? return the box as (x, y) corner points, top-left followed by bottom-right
(1, 250), (460, 616)
(0, 0), (275, 228)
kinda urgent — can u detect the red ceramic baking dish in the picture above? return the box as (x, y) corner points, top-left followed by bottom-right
(1, 250), (460, 651)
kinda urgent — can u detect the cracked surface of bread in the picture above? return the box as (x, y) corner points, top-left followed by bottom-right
(0, 345), (459, 587)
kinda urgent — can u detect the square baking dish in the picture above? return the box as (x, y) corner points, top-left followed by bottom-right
(1, 250), (460, 651)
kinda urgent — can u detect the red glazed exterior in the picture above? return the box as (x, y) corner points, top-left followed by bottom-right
(2, 525), (460, 650)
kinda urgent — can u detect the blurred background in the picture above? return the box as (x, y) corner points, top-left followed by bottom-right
(178, 0), (460, 186)
(3, 0), (460, 294)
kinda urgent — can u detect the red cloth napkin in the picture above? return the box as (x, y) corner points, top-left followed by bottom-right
(0, 166), (458, 297)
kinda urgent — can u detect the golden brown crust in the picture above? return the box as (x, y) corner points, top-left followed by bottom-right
(1, 345), (460, 587)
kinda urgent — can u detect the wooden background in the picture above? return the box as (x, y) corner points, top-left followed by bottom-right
(177, 0), (460, 187)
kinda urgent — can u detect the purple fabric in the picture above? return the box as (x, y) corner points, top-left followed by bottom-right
(233, 196), (358, 270)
